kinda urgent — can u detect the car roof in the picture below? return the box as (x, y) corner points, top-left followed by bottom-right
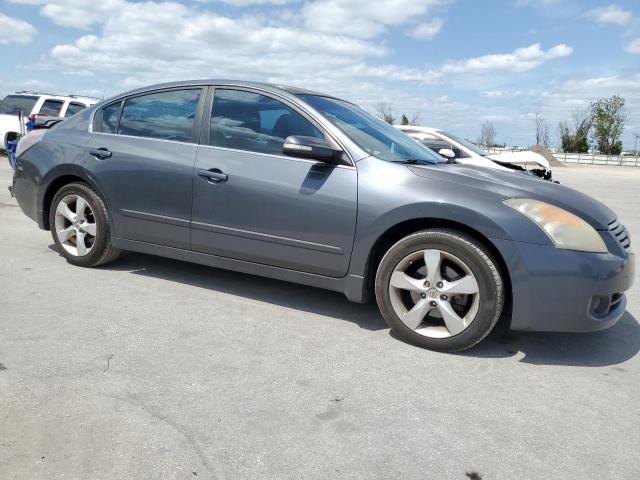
(10, 91), (99, 105)
(395, 125), (440, 134)
(103, 79), (344, 103)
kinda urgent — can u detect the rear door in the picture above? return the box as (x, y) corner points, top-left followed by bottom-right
(85, 87), (206, 249)
(191, 87), (357, 278)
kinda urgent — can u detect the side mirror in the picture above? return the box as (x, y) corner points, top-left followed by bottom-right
(438, 148), (456, 160)
(283, 135), (343, 164)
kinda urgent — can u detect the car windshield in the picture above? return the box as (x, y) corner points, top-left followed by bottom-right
(300, 95), (445, 164)
(0, 95), (38, 115)
(439, 130), (489, 156)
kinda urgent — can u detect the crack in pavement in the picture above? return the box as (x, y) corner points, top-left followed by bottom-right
(100, 393), (216, 479)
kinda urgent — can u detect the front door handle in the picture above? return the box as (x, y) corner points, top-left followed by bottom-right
(198, 168), (228, 183)
(88, 147), (112, 159)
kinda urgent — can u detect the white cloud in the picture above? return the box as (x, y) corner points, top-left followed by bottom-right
(584, 4), (633, 26)
(220, 0), (294, 4)
(480, 114), (512, 122)
(10, 0), (124, 29)
(409, 18), (444, 39)
(0, 12), (36, 44)
(44, 0), (388, 93)
(539, 73), (640, 131)
(302, 0), (448, 39)
(437, 43), (572, 76)
(625, 38), (640, 55)
(481, 89), (534, 98)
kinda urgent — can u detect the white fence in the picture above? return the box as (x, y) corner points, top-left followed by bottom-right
(484, 147), (640, 167)
(552, 152), (640, 167)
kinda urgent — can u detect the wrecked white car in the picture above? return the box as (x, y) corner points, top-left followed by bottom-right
(396, 125), (552, 179)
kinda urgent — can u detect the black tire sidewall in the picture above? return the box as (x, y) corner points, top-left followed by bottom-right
(49, 183), (110, 267)
(375, 230), (503, 352)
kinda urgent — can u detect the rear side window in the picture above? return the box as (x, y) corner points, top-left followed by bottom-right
(210, 89), (324, 155)
(0, 95), (38, 115)
(101, 102), (122, 134)
(65, 102), (86, 117)
(39, 99), (65, 116)
(117, 89), (201, 142)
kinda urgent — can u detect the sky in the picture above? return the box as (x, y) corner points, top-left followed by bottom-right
(1, 0), (639, 148)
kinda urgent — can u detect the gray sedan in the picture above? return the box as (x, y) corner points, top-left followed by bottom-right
(10, 80), (635, 351)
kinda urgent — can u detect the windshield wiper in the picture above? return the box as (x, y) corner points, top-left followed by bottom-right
(396, 159), (436, 165)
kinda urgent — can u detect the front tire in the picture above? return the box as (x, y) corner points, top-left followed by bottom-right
(49, 182), (121, 267)
(375, 229), (504, 352)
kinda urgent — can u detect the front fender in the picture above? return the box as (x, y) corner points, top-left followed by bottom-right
(347, 157), (553, 277)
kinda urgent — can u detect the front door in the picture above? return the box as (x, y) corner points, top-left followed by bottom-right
(85, 88), (205, 249)
(191, 88), (357, 278)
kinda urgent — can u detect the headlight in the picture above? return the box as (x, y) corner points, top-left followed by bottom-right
(504, 198), (608, 253)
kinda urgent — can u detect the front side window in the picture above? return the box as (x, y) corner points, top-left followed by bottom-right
(65, 102), (86, 117)
(0, 95), (38, 115)
(438, 131), (488, 157)
(118, 89), (202, 142)
(211, 89), (324, 155)
(300, 95), (444, 164)
(39, 99), (65, 116)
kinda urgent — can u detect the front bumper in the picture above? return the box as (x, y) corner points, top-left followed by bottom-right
(493, 239), (635, 332)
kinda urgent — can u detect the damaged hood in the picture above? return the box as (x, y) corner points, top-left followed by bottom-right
(408, 163), (615, 228)
(486, 150), (550, 170)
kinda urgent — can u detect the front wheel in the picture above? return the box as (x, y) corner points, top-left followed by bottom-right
(49, 182), (121, 267)
(375, 229), (504, 352)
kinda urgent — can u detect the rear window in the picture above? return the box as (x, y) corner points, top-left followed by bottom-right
(0, 95), (38, 115)
(65, 102), (86, 117)
(39, 99), (65, 116)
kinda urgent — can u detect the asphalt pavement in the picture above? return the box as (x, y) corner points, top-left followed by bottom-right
(0, 158), (638, 479)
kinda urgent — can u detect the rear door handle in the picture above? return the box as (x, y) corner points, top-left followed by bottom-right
(88, 147), (112, 159)
(198, 168), (228, 183)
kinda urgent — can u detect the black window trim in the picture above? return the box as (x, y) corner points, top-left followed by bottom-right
(64, 102), (87, 117)
(39, 99), (65, 116)
(92, 86), (207, 144)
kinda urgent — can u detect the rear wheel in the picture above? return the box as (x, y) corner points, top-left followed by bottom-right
(375, 229), (504, 352)
(49, 183), (121, 267)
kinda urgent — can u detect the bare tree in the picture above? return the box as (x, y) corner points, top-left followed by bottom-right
(408, 111), (422, 125)
(374, 102), (395, 124)
(479, 121), (496, 147)
(535, 112), (550, 147)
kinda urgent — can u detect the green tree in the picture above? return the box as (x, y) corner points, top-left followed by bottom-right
(400, 114), (410, 126)
(558, 108), (592, 153)
(590, 95), (626, 155)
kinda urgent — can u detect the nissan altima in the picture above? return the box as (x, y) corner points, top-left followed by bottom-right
(10, 80), (635, 351)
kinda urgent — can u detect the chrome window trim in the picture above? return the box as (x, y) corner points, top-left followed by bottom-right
(198, 143), (356, 170)
(90, 130), (199, 147)
(88, 82), (356, 167)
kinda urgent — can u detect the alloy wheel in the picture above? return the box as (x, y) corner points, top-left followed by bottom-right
(388, 249), (480, 338)
(54, 194), (97, 257)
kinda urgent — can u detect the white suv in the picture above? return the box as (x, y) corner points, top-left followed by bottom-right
(396, 125), (552, 179)
(0, 91), (98, 149)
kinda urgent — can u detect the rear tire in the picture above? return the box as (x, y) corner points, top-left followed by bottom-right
(375, 229), (504, 352)
(49, 182), (121, 267)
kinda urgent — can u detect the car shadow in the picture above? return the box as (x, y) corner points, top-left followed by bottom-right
(459, 312), (640, 367)
(96, 251), (387, 332)
(60, 247), (640, 366)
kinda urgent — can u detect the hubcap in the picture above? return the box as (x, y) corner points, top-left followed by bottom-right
(388, 249), (480, 338)
(54, 194), (97, 257)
